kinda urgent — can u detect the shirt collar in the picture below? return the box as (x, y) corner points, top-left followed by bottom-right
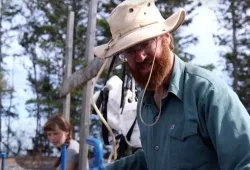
(168, 55), (185, 101)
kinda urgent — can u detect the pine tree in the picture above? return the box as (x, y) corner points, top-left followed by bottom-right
(18, 0), (90, 155)
(214, 0), (250, 112)
(0, 0), (23, 156)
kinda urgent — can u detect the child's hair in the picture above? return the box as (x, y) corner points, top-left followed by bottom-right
(43, 114), (72, 168)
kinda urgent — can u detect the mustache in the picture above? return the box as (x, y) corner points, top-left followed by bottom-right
(136, 60), (153, 66)
(141, 59), (153, 64)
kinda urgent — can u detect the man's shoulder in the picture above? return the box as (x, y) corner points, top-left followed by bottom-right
(184, 62), (232, 94)
(185, 63), (224, 85)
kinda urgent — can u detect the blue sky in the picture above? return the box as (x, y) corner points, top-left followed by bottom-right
(2, 0), (226, 149)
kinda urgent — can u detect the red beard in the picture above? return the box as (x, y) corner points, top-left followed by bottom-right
(127, 38), (173, 91)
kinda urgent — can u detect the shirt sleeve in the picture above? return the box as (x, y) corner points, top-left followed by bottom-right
(203, 85), (250, 170)
(106, 149), (147, 170)
(66, 147), (79, 163)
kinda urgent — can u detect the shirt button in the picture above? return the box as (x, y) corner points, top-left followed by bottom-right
(154, 145), (159, 151)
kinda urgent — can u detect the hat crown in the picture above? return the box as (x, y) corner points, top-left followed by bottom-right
(107, 0), (165, 41)
(93, 0), (185, 59)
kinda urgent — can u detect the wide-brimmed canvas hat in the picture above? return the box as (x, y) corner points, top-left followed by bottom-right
(94, 0), (186, 59)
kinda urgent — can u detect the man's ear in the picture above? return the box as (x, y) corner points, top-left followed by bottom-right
(162, 33), (171, 44)
(162, 33), (174, 51)
(163, 32), (170, 38)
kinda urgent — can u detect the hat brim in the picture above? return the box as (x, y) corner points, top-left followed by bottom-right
(94, 8), (185, 59)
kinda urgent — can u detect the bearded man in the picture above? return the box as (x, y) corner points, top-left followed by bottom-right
(93, 0), (250, 170)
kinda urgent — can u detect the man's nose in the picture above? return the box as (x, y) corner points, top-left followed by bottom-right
(135, 50), (147, 63)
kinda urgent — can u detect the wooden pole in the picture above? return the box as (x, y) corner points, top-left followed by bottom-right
(78, 0), (98, 169)
(0, 0), (4, 153)
(62, 11), (75, 121)
(60, 57), (117, 97)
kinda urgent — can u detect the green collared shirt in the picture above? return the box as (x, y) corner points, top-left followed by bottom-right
(107, 55), (250, 170)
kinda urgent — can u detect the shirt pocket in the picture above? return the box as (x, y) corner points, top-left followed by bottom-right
(168, 122), (206, 169)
